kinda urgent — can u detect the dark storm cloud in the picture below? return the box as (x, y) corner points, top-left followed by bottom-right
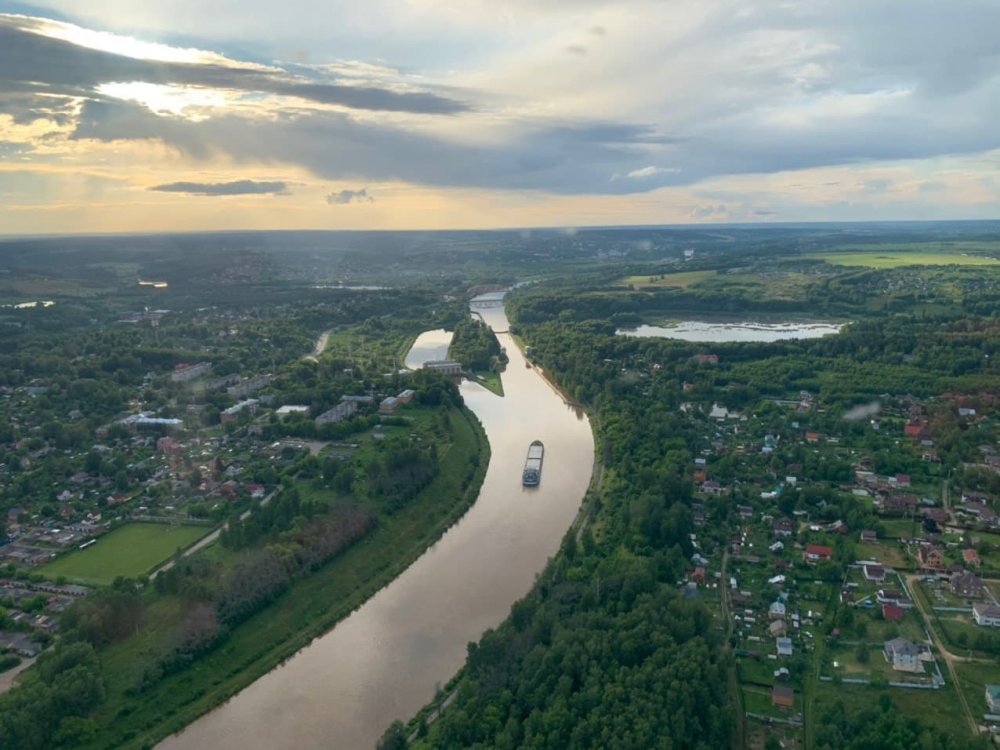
(0, 14), (469, 115)
(149, 179), (288, 196)
(326, 188), (373, 204)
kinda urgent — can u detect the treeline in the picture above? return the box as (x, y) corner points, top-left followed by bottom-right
(139, 504), (375, 691)
(219, 485), (326, 550)
(815, 696), (986, 750)
(0, 641), (106, 749)
(448, 318), (505, 371)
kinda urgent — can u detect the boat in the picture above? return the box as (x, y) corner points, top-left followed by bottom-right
(522, 440), (544, 486)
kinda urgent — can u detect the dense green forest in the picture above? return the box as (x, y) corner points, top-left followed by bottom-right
(448, 317), (506, 371)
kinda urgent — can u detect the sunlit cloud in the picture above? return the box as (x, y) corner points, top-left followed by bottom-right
(9, 13), (271, 68)
(97, 82), (233, 121)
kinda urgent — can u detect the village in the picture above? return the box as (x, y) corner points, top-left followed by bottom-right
(0, 329), (457, 666)
(678, 379), (1000, 747)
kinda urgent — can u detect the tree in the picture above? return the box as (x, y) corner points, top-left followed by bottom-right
(377, 720), (409, 750)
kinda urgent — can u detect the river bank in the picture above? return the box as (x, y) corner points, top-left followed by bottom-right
(79, 407), (489, 749)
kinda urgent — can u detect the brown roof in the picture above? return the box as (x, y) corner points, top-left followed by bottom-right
(772, 685), (795, 708)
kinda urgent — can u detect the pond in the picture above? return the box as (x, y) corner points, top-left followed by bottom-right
(617, 320), (844, 343)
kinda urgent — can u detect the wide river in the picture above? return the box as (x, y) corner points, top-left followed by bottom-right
(159, 301), (594, 750)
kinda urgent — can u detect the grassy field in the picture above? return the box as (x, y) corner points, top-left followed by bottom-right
(811, 679), (969, 741)
(619, 270), (717, 288)
(41, 523), (210, 585)
(471, 369), (504, 396)
(81, 407), (489, 749)
(806, 250), (1000, 268)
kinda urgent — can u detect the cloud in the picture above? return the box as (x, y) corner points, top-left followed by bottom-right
(326, 188), (374, 204)
(0, 14), (469, 116)
(149, 179), (288, 196)
(627, 166), (679, 179)
(7, 1), (1000, 217)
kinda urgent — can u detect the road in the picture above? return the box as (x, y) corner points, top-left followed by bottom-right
(150, 491), (276, 579)
(904, 573), (978, 735)
(303, 330), (332, 363)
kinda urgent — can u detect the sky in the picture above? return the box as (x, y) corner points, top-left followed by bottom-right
(1, 0), (999, 234)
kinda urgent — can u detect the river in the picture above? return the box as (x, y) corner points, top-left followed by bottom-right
(159, 300), (594, 750)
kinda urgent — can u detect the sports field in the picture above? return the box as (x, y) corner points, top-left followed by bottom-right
(620, 270), (717, 288)
(41, 523), (211, 585)
(806, 250), (1000, 268)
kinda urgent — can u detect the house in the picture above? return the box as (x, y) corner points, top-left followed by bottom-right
(396, 389), (416, 404)
(904, 422), (929, 439)
(221, 399), (258, 424)
(771, 685), (794, 710)
(775, 637), (793, 657)
(227, 373), (273, 398)
(894, 474), (911, 487)
(423, 360), (462, 375)
(694, 354), (719, 365)
(882, 494), (919, 514)
(315, 401), (358, 425)
(805, 431), (822, 443)
(918, 546), (944, 570)
(964, 549), (982, 568)
(768, 541), (784, 553)
(863, 563), (886, 583)
(769, 620), (788, 637)
(737, 505), (753, 519)
(379, 397), (400, 414)
(972, 602), (1000, 627)
(882, 603), (904, 622)
(860, 529), (877, 544)
(170, 361), (212, 383)
(690, 567), (706, 585)
(773, 517), (796, 538)
(700, 480), (724, 496)
(884, 637), (922, 672)
(951, 571), (985, 599)
(986, 685), (1000, 714)
(276, 405), (309, 418)
(769, 601), (787, 620)
(805, 544), (833, 563)
(876, 589), (911, 608)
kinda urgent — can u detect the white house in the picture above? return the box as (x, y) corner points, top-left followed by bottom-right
(973, 602), (1000, 627)
(883, 637), (921, 672)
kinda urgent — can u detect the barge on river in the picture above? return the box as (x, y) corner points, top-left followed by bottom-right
(522, 440), (544, 486)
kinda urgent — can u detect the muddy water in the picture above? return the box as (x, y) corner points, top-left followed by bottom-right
(159, 302), (593, 750)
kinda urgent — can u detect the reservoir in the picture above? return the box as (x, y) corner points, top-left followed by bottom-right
(618, 319), (844, 342)
(159, 298), (594, 750)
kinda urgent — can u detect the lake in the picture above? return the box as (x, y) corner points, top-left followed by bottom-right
(617, 320), (844, 343)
